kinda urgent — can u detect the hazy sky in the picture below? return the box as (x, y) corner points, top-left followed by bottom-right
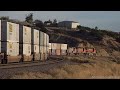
(0, 11), (120, 32)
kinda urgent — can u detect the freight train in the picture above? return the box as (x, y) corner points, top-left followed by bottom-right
(0, 20), (49, 64)
(0, 19), (96, 64)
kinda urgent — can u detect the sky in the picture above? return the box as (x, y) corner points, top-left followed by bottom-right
(0, 11), (120, 32)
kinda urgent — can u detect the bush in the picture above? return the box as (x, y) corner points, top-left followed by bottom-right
(78, 25), (119, 39)
(90, 30), (103, 40)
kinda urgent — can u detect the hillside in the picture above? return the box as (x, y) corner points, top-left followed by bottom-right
(45, 26), (120, 58)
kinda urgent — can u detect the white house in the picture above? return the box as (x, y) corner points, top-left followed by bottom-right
(58, 21), (80, 29)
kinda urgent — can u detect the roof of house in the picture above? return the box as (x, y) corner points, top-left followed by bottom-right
(59, 21), (79, 23)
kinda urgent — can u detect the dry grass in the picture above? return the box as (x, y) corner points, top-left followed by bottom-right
(63, 56), (93, 63)
(48, 61), (120, 79)
(10, 56), (120, 79)
(10, 72), (53, 79)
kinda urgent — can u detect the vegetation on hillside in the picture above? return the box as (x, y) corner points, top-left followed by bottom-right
(0, 16), (9, 20)
(78, 25), (119, 40)
(25, 13), (33, 24)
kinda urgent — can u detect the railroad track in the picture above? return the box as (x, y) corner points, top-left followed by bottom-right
(0, 58), (64, 69)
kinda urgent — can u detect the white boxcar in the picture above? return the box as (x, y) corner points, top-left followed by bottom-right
(1, 21), (19, 42)
(40, 45), (44, 54)
(47, 46), (49, 54)
(19, 25), (31, 44)
(44, 33), (47, 46)
(40, 31), (44, 46)
(1, 42), (19, 56)
(40, 46), (47, 54)
(49, 43), (51, 49)
(14, 23), (19, 42)
(0, 20), (1, 41)
(32, 29), (39, 45)
(43, 46), (47, 54)
(0, 41), (1, 53)
(19, 43), (31, 56)
(61, 44), (67, 50)
(51, 43), (57, 49)
(46, 34), (49, 47)
(32, 45), (39, 53)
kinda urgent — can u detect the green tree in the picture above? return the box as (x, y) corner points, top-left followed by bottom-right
(52, 19), (58, 27)
(77, 25), (81, 29)
(53, 19), (57, 24)
(0, 16), (9, 20)
(34, 19), (44, 28)
(48, 19), (52, 23)
(25, 13), (33, 24)
(95, 26), (98, 30)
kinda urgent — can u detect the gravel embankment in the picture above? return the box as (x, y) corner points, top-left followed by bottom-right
(0, 60), (77, 79)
